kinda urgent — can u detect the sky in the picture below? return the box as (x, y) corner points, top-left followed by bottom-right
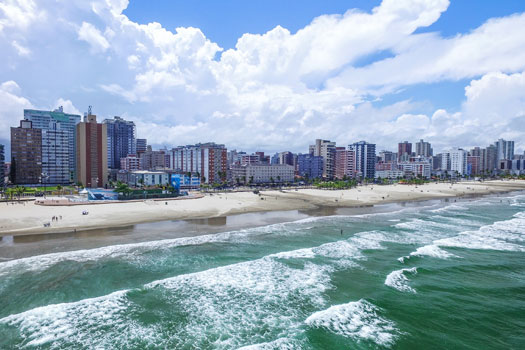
(1, 0), (525, 161)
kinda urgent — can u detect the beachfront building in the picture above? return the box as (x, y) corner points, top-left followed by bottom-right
(398, 141), (412, 162)
(495, 139), (514, 163)
(103, 116), (136, 170)
(41, 125), (70, 185)
(128, 171), (170, 187)
(231, 164), (294, 184)
(349, 141), (376, 180)
(415, 139), (433, 157)
(398, 161), (431, 179)
(297, 154), (323, 179)
(510, 159), (525, 175)
(170, 143), (227, 184)
(0, 144), (4, 188)
(335, 147), (356, 179)
(140, 146), (168, 171)
(120, 154), (140, 171)
(375, 169), (405, 179)
(24, 107), (81, 182)
(76, 113), (108, 188)
(309, 139), (336, 179)
(441, 148), (467, 176)
(10, 120), (42, 185)
(467, 155), (481, 176)
(136, 138), (147, 155)
(278, 151), (295, 166)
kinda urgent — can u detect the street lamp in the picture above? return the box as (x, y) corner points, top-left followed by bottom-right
(40, 172), (48, 198)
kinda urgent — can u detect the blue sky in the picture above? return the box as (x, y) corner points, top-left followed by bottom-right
(1, 0), (525, 159)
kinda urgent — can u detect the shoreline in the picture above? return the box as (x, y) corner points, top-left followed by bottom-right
(1, 180), (524, 237)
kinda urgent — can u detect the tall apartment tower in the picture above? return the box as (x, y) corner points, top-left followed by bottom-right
(0, 144), (4, 188)
(349, 141), (376, 179)
(442, 148), (467, 175)
(495, 139), (514, 162)
(335, 147), (356, 179)
(398, 141), (412, 162)
(170, 143), (227, 184)
(76, 113), (108, 188)
(11, 120), (42, 185)
(24, 108), (81, 182)
(415, 139), (433, 157)
(103, 116), (136, 169)
(136, 139), (147, 154)
(309, 139), (336, 179)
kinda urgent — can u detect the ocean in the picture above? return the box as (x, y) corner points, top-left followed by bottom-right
(0, 192), (524, 349)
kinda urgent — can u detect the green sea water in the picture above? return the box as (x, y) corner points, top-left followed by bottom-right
(0, 192), (524, 349)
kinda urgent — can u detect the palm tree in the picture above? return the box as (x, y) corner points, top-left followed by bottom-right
(15, 185), (25, 201)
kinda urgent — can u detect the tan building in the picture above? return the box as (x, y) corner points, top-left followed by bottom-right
(309, 139), (336, 179)
(76, 113), (108, 188)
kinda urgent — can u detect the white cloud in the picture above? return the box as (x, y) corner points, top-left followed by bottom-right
(0, 80), (32, 140)
(54, 98), (82, 116)
(77, 21), (110, 53)
(0, 0), (524, 155)
(11, 40), (30, 56)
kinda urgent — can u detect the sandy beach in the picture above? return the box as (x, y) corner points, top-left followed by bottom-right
(1, 180), (524, 236)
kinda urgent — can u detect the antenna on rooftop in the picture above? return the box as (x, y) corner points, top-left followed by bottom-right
(88, 105), (93, 115)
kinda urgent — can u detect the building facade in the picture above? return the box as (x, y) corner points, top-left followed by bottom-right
(24, 107), (81, 182)
(297, 154), (323, 179)
(41, 126), (70, 184)
(11, 120), (42, 185)
(495, 139), (514, 163)
(140, 146), (168, 171)
(349, 141), (376, 179)
(334, 147), (356, 179)
(309, 139), (336, 179)
(136, 139), (147, 154)
(103, 116), (136, 169)
(398, 161), (431, 179)
(170, 143), (227, 184)
(442, 148), (467, 176)
(76, 114), (108, 188)
(398, 141), (412, 162)
(415, 139), (433, 157)
(231, 164), (295, 184)
(0, 144), (4, 188)
(120, 154), (140, 171)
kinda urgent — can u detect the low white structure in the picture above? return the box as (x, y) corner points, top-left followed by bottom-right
(398, 161), (431, 179)
(129, 171), (170, 187)
(374, 170), (405, 179)
(231, 164), (295, 184)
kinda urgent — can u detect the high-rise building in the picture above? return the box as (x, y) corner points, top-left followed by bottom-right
(136, 139), (147, 155)
(120, 154), (140, 171)
(495, 139), (514, 162)
(335, 147), (356, 179)
(415, 139), (433, 157)
(231, 164), (295, 184)
(467, 156), (481, 176)
(170, 143), (227, 184)
(140, 146), (168, 170)
(76, 113), (108, 188)
(309, 139), (336, 179)
(398, 141), (412, 162)
(297, 154), (323, 179)
(11, 120), (42, 185)
(0, 144), (4, 188)
(442, 148), (467, 176)
(278, 151), (294, 166)
(24, 107), (81, 182)
(349, 141), (376, 179)
(103, 116), (136, 170)
(379, 150), (396, 163)
(41, 124), (70, 184)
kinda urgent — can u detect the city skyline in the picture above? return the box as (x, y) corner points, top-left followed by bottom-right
(1, 0), (525, 158)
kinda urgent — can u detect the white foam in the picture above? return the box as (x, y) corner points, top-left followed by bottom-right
(434, 233), (525, 252)
(385, 267), (417, 293)
(429, 204), (469, 213)
(305, 299), (399, 346)
(406, 245), (458, 261)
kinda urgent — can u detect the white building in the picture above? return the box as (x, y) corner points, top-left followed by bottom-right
(374, 170), (405, 179)
(398, 161), (431, 179)
(129, 171), (170, 187)
(231, 164), (295, 184)
(442, 148), (467, 175)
